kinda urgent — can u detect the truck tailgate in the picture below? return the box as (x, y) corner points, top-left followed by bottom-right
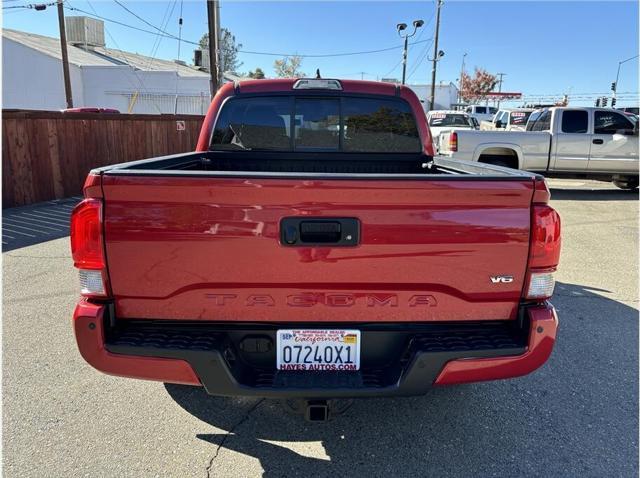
(102, 175), (534, 322)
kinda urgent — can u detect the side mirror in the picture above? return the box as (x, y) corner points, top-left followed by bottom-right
(495, 120), (503, 129)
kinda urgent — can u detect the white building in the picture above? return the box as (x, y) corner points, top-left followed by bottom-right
(407, 82), (460, 112)
(2, 19), (214, 114)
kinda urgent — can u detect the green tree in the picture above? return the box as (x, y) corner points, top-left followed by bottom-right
(273, 55), (305, 78)
(199, 28), (243, 74)
(248, 67), (266, 79)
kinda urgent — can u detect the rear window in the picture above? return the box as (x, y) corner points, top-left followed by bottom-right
(211, 95), (421, 153)
(510, 111), (532, 125)
(211, 97), (292, 151)
(342, 97), (421, 152)
(295, 98), (340, 151)
(561, 110), (589, 133)
(428, 113), (473, 128)
(475, 106), (487, 114)
(527, 110), (552, 131)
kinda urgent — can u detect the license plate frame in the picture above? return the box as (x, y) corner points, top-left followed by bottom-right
(276, 329), (361, 371)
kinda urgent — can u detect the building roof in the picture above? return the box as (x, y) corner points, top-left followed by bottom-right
(2, 28), (208, 77)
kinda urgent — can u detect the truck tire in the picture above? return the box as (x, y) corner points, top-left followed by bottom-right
(613, 178), (639, 190)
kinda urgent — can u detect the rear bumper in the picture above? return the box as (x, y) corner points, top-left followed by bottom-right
(73, 301), (558, 398)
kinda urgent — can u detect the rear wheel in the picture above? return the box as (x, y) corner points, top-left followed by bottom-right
(613, 178), (639, 190)
(478, 154), (519, 170)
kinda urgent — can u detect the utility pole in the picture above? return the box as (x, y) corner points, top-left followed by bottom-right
(496, 72), (506, 109)
(206, 0), (220, 97)
(429, 0), (443, 111)
(215, 0), (222, 86)
(56, 0), (73, 108)
(457, 52), (467, 106)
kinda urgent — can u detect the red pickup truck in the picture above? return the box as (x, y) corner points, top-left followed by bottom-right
(71, 78), (560, 421)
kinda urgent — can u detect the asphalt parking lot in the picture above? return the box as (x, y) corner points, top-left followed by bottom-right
(3, 179), (638, 477)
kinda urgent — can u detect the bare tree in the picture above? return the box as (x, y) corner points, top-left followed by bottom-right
(273, 56), (305, 78)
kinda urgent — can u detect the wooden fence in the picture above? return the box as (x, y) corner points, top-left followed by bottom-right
(2, 110), (205, 208)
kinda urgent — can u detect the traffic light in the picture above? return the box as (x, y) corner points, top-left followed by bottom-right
(611, 97), (617, 107)
(602, 97), (608, 107)
(595, 98), (601, 107)
(611, 82), (616, 91)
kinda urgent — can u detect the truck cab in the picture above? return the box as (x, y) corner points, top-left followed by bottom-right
(464, 104), (498, 123)
(481, 109), (535, 131)
(527, 107), (638, 183)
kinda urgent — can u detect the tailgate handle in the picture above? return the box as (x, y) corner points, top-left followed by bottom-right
(280, 218), (359, 247)
(300, 221), (341, 242)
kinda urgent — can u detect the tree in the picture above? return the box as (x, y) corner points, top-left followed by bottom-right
(247, 67), (266, 79)
(459, 68), (498, 102)
(273, 55), (305, 78)
(199, 28), (243, 74)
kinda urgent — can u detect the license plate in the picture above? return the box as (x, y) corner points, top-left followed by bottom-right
(276, 329), (361, 371)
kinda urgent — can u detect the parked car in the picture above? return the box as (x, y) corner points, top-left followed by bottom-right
(438, 106), (639, 189)
(464, 104), (498, 123)
(426, 110), (477, 151)
(480, 108), (535, 131)
(62, 107), (120, 114)
(70, 78), (560, 421)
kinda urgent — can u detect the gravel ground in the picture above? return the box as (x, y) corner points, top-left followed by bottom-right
(3, 179), (638, 477)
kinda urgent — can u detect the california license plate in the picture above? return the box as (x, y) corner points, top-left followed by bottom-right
(276, 329), (361, 371)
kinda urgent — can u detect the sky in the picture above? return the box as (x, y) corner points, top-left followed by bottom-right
(3, 0), (639, 106)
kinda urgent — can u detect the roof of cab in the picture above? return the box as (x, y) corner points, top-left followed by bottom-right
(233, 78), (409, 97)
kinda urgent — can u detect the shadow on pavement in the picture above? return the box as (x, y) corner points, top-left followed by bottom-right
(165, 281), (638, 477)
(549, 187), (638, 201)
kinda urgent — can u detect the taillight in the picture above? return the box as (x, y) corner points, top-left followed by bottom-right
(449, 131), (458, 152)
(70, 198), (108, 297)
(524, 179), (561, 300)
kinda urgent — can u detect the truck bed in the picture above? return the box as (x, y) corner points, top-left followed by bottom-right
(95, 152), (539, 324)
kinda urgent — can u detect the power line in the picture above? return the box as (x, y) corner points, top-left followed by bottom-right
(238, 40), (432, 58)
(78, 0), (163, 113)
(3, 2), (55, 9)
(64, 5), (191, 42)
(112, 0), (179, 40)
(63, 5), (434, 59)
(406, 38), (434, 81)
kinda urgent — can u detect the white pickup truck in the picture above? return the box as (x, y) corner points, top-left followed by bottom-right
(480, 109), (535, 131)
(463, 104), (498, 123)
(438, 107), (639, 189)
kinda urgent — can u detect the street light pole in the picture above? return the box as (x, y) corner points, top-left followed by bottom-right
(397, 19), (424, 85)
(612, 54), (639, 104)
(56, 0), (73, 108)
(429, 0), (444, 111)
